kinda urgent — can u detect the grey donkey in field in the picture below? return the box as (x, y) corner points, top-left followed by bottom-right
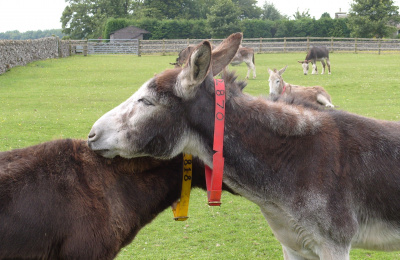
(88, 33), (400, 259)
(268, 65), (334, 108)
(298, 46), (331, 75)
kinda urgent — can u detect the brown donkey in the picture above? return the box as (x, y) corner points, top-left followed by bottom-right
(0, 139), (216, 260)
(88, 33), (400, 259)
(268, 65), (334, 108)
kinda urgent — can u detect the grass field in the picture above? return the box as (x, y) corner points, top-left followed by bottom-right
(1, 52), (400, 259)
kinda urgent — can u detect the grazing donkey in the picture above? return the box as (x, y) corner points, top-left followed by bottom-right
(298, 46), (331, 75)
(172, 44), (256, 79)
(0, 138), (213, 260)
(230, 46), (256, 79)
(268, 65), (334, 108)
(88, 33), (400, 259)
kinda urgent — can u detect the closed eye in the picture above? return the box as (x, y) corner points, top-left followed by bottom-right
(138, 98), (154, 106)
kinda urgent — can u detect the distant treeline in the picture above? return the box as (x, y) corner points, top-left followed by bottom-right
(103, 17), (351, 40)
(0, 29), (65, 40)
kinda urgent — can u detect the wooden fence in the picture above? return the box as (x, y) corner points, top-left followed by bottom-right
(139, 37), (400, 55)
(68, 37), (400, 56)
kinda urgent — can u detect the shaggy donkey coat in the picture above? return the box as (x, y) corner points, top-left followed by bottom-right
(0, 139), (213, 260)
(88, 33), (400, 259)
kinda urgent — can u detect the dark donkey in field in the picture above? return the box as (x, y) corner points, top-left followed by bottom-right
(0, 139), (214, 260)
(88, 33), (400, 259)
(172, 44), (256, 79)
(298, 46), (331, 75)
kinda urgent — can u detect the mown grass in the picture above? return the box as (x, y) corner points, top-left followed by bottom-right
(1, 52), (400, 259)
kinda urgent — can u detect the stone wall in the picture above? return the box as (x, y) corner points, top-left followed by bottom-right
(0, 37), (71, 75)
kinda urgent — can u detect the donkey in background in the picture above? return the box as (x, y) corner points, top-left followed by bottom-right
(268, 65), (334, 108)
(171, 44), (256, 79)
(0, 139), (219, 260)
(88, 33), (400, 259)
(298, 46), (331, 75)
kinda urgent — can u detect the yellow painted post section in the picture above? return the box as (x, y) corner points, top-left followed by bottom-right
(172, 153), (192, 221)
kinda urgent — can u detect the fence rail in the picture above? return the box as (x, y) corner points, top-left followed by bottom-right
(138, 37), (400, 55)
(87, 39), (139, 54)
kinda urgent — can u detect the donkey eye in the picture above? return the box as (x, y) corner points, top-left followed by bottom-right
(138, 98), (154, 106)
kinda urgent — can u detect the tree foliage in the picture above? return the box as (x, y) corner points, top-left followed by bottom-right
(207, 0), (241, 38)
(348, 0), (400, 38)
(232, 0), (262, 19)
(58, 0), (387, 40)
(0, 30), (64, 40)
(61, 0), (131, 39)
(261, 1), (285, 21)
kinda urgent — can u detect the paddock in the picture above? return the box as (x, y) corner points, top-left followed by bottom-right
(1, 53), (400, 259)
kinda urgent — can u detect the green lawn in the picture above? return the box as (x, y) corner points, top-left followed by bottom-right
(1, 52), (400, 259)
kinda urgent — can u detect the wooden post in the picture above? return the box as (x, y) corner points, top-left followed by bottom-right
(330, 37), (334, 53)
(354, 38), (358, 54)
(162, 39), (165, 56)
(307, 37), (310, 52)
(259, 38), (262, 54)
(187, 38), (190, 46)
(138, 40), (141, 57)
(378, 38), (382, 55)
(83, 39), (88, 56)
(284, 37), (287, 53)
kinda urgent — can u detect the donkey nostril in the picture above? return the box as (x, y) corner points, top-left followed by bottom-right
(88, 130), (99, 142)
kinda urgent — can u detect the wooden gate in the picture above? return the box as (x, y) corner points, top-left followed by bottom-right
(87, 39), (139, 55)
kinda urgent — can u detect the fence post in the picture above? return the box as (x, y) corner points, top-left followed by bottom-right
(330, 37), (334, 53)
(259, 38), (262, 53)
(378, 38), (382, 55)
(354, 38), (358, 54)
(162, 39), (165, 56)
(307, 37), (310, 51)
(187, 38), (190, 46)
(83, 39), (88, 56)
(138, 40), (141, 57)
(284, 37), (287, 53)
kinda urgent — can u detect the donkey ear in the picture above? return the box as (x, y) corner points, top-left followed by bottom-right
(268, 68), (273, 75)
(211, 32), (243, 76)
(278, 65), (288, 75)
(177, 41), (212, 98)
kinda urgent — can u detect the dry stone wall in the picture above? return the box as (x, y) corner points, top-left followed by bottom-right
(0, 37), (71, 75)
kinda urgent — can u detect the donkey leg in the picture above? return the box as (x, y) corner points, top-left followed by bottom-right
(317, 94), (334, 108)
(250, 62), (256, 79)
(326, 59), (331, 74)
(312, 63), (318, 74)
(320, 60), (326, 74)
(245, 67), (250, 79)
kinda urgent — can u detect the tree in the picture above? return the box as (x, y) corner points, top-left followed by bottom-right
(261, 1), (284, 21)
(347, 0), (400, 38)
(320, 12), (331, 19)
(207, 0), (241, 38)
(293, 8), (311, 20)
(61, 0), (132, 39)
(232, 0), (262, 19)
